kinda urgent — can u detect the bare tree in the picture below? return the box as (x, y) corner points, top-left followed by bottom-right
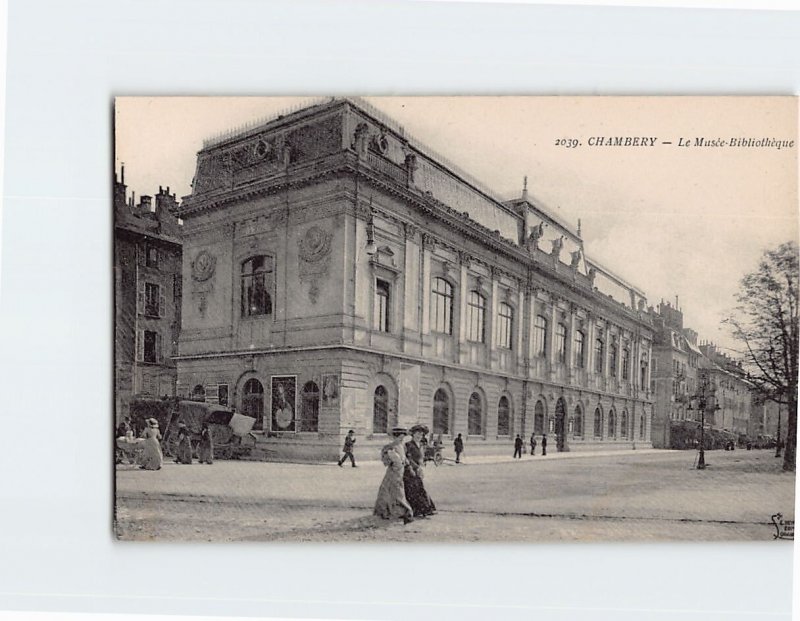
(728, 241), (798, 472)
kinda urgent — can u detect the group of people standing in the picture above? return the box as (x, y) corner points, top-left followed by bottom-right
(115, 417), (214, 470)
(174, 422), (215, 465)
(514, 433), (548, 458)
(373, 425), (437, 525)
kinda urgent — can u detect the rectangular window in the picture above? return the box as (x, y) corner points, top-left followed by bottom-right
(497, 303), (513, 349)
(143, 330), (159, 363)
(556, 325), (567, 363)
(374, 279), (390, 332)
(431, 278), (454, 335)
(146, 244), (159, 269)
(466, 292), (485, 343)
(144, 283), (160, 317)
(594, 339), (604, 374)
(533, 315), (547, 358)
(218, 384), (229, 406)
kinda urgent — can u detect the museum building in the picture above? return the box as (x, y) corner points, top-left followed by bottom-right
(174, 98), (655, 461)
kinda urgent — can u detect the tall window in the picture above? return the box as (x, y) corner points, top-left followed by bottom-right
(622, 347), (630, 380)
(497, 303), (513, 349)
(431, 278), (453, 335)
(609, 343), (618, 377)
(142, 330), (159, 363)
(639, 412), (646, 439)
(241, 256), (273, 317)
(242, 378), (264, 429)
(433, 388), (450, 435)
(620, 409), (629, 438)
(373, 385), (389, 434)
(593, 407), (603, 438)
(533, 315), (548, 358)
(497, 396), (510, 436)
(145, 244), (159, 268)
(640, 358), (649, 390)
(468, 392), (483, 436)
(574, 330), (585, 368)
(574, 405), (583, 437)
(374, 279), (390, 332)
(534, 400), (545, 434)
(144, 283), (161, 317)
(467, 291), (486, 343)
(608, 408), (616, 439)
(300, 381), (319, 432)
(594, 339), (604, 374)
(556, 324), (567, 363)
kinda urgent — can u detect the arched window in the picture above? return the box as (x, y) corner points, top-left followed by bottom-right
(467, 291), (486, 343)
(556, 324), (567, 363)
(468, 392), (483, 436)
(433, 388), (450, 435)
(620, 409), (629, 438)
(574, 405), (583, 437)
(497, 396), (510, 436)
(241, 256), (273, 317)
(533, 315), (548, 358)
(609, 343), (618, 377)
(191, 384), (205, 402)
(300, 381), (319, 432)
(431, 278), (454, 335)
(534, 400), (545, 434)
(639, 411), (646, 439)
(241, 378), (264, 430)
(497, 302), (513, 349)
(373, 385), (389, 434)
(622, 346), (630, 380)
(574, 330), (585, 368)
(595, 339), (604, 374)
(608, 408), (616, 439)
(594, 407), (603, 438)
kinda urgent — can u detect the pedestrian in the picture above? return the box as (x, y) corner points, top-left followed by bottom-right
(404, 424), (437, 518)
(198, 422), (214, 464)
(513, 434), (523, 458)
(453, 433), (464, 463)
(175, 422), (193, 464)
(337, 429), (357, 467)
(541, 434), (547, 456)
(139, 418), (163, 470)
(116, 417), (131, 439)
(373, 427), (414, 524)
(530, 433), (537, 456)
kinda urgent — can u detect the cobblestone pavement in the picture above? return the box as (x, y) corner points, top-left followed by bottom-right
(115, 449), (795, 542)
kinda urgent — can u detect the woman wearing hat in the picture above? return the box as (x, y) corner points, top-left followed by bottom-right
(404, 424), (436, 518)
(175, 422), (193, 464)
(373, 427), (414, 524)
(139, 418), (163, 470)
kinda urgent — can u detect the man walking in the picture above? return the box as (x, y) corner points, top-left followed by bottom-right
(338, 430), (357, 467)
(453, 433), (464, 463)
(513, 434), (523, 459)
(529, 433), (537, 456)
(541, 434), (547, 456)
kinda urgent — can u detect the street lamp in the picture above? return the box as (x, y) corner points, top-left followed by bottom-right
(687, 378), (720, 470)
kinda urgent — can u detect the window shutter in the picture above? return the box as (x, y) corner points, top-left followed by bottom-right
(137, 280), (145, 315)
(135, 330), (144, 362)
(158, 285), (166, 318)
(155, 332), (162, 363)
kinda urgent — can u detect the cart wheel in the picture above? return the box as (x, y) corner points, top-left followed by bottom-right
(433, 453), (444, 467)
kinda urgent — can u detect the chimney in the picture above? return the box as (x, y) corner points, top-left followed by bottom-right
(140, 195), (153, 213)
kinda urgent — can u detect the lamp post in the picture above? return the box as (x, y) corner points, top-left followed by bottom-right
(688, 378), (718, 470)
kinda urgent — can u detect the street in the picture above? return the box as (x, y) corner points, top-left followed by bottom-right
(115, 449), (795, 542)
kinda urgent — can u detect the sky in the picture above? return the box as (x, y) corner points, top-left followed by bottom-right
(115, 96), (798, 353)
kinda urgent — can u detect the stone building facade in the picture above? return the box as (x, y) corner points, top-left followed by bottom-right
(649, 301), (701, 448)
(114, 168), (183, 422)
(697, 343), (753, 436)
(174, 98), (655, 461)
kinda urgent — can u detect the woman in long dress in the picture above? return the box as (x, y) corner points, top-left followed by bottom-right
(175, 423), (193, 464)
(373, 427), (414, 524)
(198, 422), (214, 464)
(404, 425), (437, 517)
(139, 418), (163, 470)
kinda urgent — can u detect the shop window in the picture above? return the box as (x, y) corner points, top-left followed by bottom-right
(300, 381), (319, 432)
(242, 378), (265, 430)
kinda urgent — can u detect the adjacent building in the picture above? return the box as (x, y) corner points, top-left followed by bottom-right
(114, 168), (183, 423)
(173, 98), (655, 461)
(697, 342), (753, 436)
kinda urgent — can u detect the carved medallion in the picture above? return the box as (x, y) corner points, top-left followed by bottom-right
(298, 226), (332, 263)
(191, 250), (216, 282)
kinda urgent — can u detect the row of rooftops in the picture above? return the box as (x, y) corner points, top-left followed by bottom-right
(114, 167), (183, 244)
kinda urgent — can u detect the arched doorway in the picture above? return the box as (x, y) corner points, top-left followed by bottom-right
(241, 378), (265, 430)
(373, 385), (389, 434)
(555, 397), (567, 452)
(433, 388), (450, 436)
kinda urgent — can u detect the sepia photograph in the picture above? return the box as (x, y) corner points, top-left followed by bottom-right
(113, 96), (797, 543)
